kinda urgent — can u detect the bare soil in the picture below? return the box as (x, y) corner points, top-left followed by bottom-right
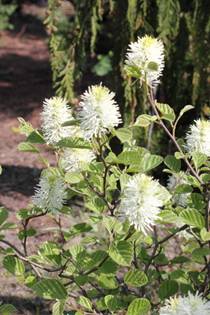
(0, 3), (59, 314)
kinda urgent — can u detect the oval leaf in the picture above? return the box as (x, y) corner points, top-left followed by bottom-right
(127, 298), (151, 315)
(32, 279), (67, 300)
(156, 102), (175, 122)
(180, 208), (205, 229)
(109, 241), (133, 267)
(159, 280), (178, 300)
(124, 270), (148, 287)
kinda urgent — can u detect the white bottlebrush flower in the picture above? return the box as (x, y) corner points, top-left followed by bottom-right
(125, 35), (164, 86)
(33, 173), (67, 212)
(77, 85), (122, 139)
(159, 292), (210, 315)
(41, 96), (79, 145)
(167, 172), (189, 207)
(186, 119), (210, 156)
(119, 174), (171, 235)
(60, 148), (95, 172)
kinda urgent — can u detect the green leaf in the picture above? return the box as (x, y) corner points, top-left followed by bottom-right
(25, 275), (37, 288)
(18, 228), (36, 240)
(17, 117), (34, 136)
(201, 173), (210, 184)
(170, 269), (185, 280)
(0, 222), (16, 231)
(159, 210), (179, 224)
(117, 148), (147, 165)
(164, 155), (181, 172)
(120, 173), (130, 190)
(37, 242), (62, 266)
(114, 128), (133, 144)
(52, 300), (66, 315)
(57, 138), (91, 149)
(124, 270), (148, 287)
(78, 296), (92, 311)
(180, 208), (205, 229)
(26, 131), (45, 144)
(192, 248), (210, 263)
(74, 275), (90, 286)
(191, 193), (205, 210)
(147, 61), (158, 71)
(159, 280), (178, 300)
(32, 279), (67, 300)
(156, 102), (175, 122)
(85, 250), (107, 270)
(0, 207), (8, 226)
(65, 172), (83, 184)
(134, 114), (157, 127)
(127, 298), (151, 315)
(105, 152), (118, 164)
(109, 241), (133, 266)
(104, 295), (124, 312)
(0, 304), (17, 315)
(69, 244), (84, 260)
(92, 54), (112, 76)
(171, 256), (190, 264)
(175, 151), (185, 159)
(68, 223), (92, 237)
(200, 228), (210, 241)
(175, 184), (192, 194)
(178, 105), (194, 121)
(125, 64), (142, 79)
(192, 152), (207, 169)
(98, 257), (118, 274)
(97, 274), (118, 289)
(137, 154), (163, 172)
(103, 216), (123, 234)
(3, 256), (25, 276)
(154, 253), (168, 265)
(18, 142), (39, 153)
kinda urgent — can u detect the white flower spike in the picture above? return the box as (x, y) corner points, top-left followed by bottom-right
(125, 35), (164, 86)
(186, 119), (210, 156)
(159, 291), (210, 315)
(41, 96), (79, 145)
(61, 148), (95, 173)
(119, 174), (170, 235)
(33, 173), (67, 212)
(77, 85), (122, 140)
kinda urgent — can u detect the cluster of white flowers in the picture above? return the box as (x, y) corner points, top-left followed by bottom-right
(119, 174), (171, 235)
(60, 148), (95, 173)
(77, 85), (122, 140)
(33, 173), (67, 212)
(125, 35), (164, 86)
(186, 119), (210, 156)
(159, 292), (210, 315)
(167, 172), (189, 207)
(41, 96), (79, 145)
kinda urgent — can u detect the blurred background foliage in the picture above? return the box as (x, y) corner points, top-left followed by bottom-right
(0, 0), (16, 30)
(1, 0), (210, 151)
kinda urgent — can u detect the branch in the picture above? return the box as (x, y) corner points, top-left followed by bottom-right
(147, 90), (202, 184)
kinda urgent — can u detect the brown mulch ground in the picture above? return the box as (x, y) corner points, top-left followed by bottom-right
(0, 3), (60, 314)
(0, 3), (52, 208)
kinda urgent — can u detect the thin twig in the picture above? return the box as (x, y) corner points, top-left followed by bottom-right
(147, 90), (202, 184)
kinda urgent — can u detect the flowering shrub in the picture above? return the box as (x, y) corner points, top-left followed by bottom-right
(0, 35), (210, 315)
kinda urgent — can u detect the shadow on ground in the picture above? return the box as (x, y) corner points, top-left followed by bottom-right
(0, 165), (41, 196)
(0, 295), (50, 315)
(0, 53), (52, 118)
